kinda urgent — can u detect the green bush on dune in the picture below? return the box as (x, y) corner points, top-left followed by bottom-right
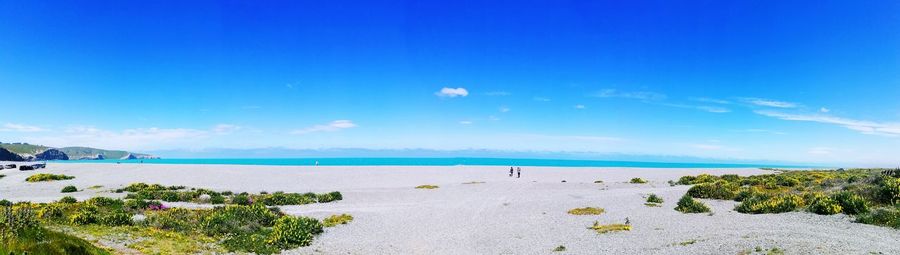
(687, 180), (739, 200)
(629, 178), (647, 184)
(646, 194), (664, 204)
(675, 195), (710, 213)
(61, 185), (78, 193)
(25, 173), (75, 182)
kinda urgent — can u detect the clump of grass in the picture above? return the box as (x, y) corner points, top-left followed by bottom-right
(687, 181), (739, 200)
(61, 185), (78, 193)
(629, 178), (647, 184)
(767, 247), (785, 255)
(644, 203), (662, 207)
(87, 185), (104, 190)
(593, 180), (603, 184)
(855, 207), (899, 229)
(322, 214), (353, 227)
(59, 196), (77, 203)
(553, 245), (566, 252)
(831, 191), (868, 215)
(675, 195), (710, 213)
(588, 220), (631, 234)
(646, 194), (664, 204)
(25, 173), (74, 182)
(120, 182), (340, 206)
(734, 194), (804, 214)
(462, 181), (485, 184)
(807, 194), (842, 215)
(567, 207), (605, 215)
(415, 185), (439, 189)
(677, 239), (697, 246)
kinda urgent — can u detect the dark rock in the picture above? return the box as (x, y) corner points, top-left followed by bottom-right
(35, 148), (69, 160)
(0, 148), (25, 161)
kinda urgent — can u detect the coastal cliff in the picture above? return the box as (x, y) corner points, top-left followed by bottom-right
(0, 142), (158, 161)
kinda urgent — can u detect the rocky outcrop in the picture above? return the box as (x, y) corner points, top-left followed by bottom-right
(0, 148), (25, 161)
(35, 149), (69, 160)
(124, 153), (159, 160)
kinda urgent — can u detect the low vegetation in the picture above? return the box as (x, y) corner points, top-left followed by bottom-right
(118, 183), (341, 206)
(415, 185), (439, 189)
(61, 186), (78, 193)
(25, 174), (75, 182)
(462, 181), (485, 184)
(629, 178), (647, 184)
(553, 245), (566, 252)
(323, 214), (353, 227)
(675, 195), (711, 213)
(1, 205), (111, 254)
(675, 169), (900, 229)
(567, 207), (605, 215)
(646, 194), (664, 204)
(1, 183), (348, 254)
(588, 220), (631, 234)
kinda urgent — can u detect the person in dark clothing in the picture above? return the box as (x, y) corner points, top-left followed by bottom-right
(509, 167), (514, 177)
(517, 167), (521, 178)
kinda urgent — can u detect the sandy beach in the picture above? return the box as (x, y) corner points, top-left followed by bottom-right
(1, 163), (898, 254)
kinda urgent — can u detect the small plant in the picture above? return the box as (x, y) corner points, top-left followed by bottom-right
(677, 239), (697, 246)
(644, 203), (662, 207)
(594, 180), (603, 184)
(415, 185), (439, 189)
(588, 220), (631, 234)
(323, 214), (354, 227)
(0, 199), (12, 206)
(855, 207), (899, 229)
(675, 195), (710, 213)
(58, 196), (77, 203)
(25, 173), (75, 182)
(687, 181), (739, 200)
(807, 195), (842, 215)
(87, 185), (104, 190)
(553, 245), (566, 252)
(832, 191), (869, 215)
(267, 216), (324, 248)
(463, 181), (485, 184)
(735, 194), (804, 214)
(646, 194), (664, 204)
(630, 178), (647, 184)
(61, 185), (78, 193)
(567, 207), (605, 215)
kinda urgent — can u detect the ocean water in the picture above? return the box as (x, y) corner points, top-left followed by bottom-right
(49, 157), (808, 168)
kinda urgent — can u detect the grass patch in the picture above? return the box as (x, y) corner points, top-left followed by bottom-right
(25, 174), (75, 182)
(567, 207), (605, 215)
(629, 178), (647, 184)
(415, 185), (439, 189)
(1, 205), (111, 255)
(646, 194), (664, 204)
(644, 203), (662, 207)
(588, 220), (631, 234)
(462, 181), (485, 184)
(62, 186), (78, 193)
(594, 180), (603, 184)
(675, 195), (710, 213)
(677, 239), (697, 246)
(553, 245), (566, 252)
(119, 182), (341, 206)
(322, 214), (353, 227)
(87, 185), (104, 190)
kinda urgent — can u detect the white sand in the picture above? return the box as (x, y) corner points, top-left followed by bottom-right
(1, 163), (898, 255)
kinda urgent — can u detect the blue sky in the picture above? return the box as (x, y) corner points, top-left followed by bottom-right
(1, 1), (899, 166)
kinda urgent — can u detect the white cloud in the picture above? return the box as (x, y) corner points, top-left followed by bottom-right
(488, 116), (500, 121)
(459, 121), (473, 125)
(0, 123), (46, 132)
(533, 97), (551, 102)
(742, 98), (798, 108)
(574, 104), (586, 109)
(484, 91), (510, 96)
(820, 107), (830, 113)
(291, 120), (357, 135)
(690, 97), (731, 104)
(808, 147), (833, 155)
(212, 124), (242, 134)
(435, 87), (469, 98)
(755, 110), (900, 136)
(695, 106), (731, 113)
(591, 89), (666, 101)
(499, 106), (510, 113)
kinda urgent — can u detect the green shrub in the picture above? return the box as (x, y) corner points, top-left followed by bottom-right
(646, 194), (664, 204)
(807, 195), (842, 215)
(86, 197), (123, 208)
(1, 206), (39, 236)
(200, 204), (277, 236)
(210, 194), (226, 204)
(25, 174), (75, 182)
(254, 192), (317, 206)
(61, 186), (78, 193)
(553, 245), (566, 252)
(735, 194), (804, 214)
(59, 196), (78, 203)
(37, 204), (67, 220)
(316, 191), (343, 203)
(0, 200), (11, 206)
(415, 185), (439, 189)
(323, 214), (354, 227)
(675, 195), (710, 213)
(145, 207), (199, 232)
(161, 191), (180, 202)
(687, 181), (739, 200)
(267, 216), (323, 248)
(69, 212), (96, 225)
(856, 207), (900, 229)
(629, 178), (647, 184)
(676, 174), (720, 185)
(98, 212), (132, 226)
(220, 230), (280, 255)
(124, 199), (161, 211)
(721, 174), (741, 182)
(231, 194), (253, 205)
(878, 177), (899, 205)
(832, 191), (869, 215)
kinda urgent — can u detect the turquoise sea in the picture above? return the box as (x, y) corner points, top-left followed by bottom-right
(50, 158), (809, 168)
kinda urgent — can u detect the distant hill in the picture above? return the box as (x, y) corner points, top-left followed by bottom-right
(0, 142), (158, 161)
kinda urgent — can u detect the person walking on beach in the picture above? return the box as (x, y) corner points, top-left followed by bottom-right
(517, 167), (521, 178)
(509, 167), (514, 177)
